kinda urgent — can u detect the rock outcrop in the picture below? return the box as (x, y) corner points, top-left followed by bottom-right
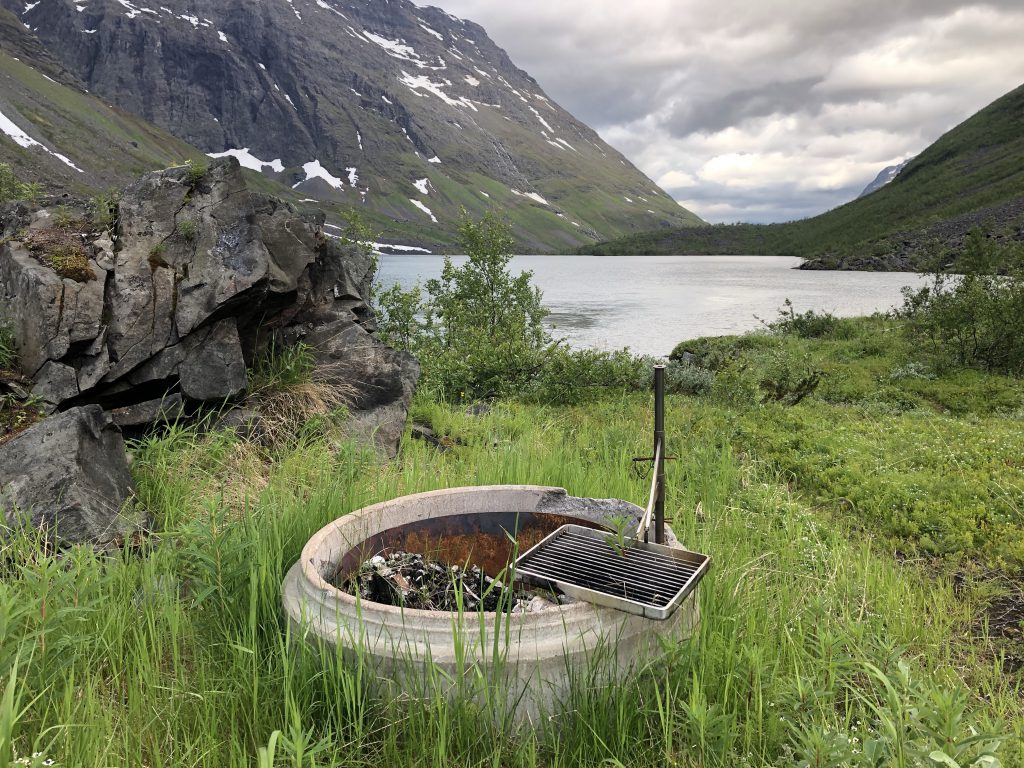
(0, 405), (138, 546)
(799, 196), (1024, 272)
(302, 318), (420, 457)
(0, 157), (418, 454)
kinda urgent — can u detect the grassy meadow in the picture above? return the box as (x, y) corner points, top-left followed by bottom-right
(0, 315), (1021, 767)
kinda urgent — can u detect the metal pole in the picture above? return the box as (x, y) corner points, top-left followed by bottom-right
(654, 365), (666, 545)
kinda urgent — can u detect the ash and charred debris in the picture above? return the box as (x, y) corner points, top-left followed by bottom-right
(341, 550), (563, 613)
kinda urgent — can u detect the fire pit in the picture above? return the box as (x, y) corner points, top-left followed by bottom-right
(281, 485), (701, 722)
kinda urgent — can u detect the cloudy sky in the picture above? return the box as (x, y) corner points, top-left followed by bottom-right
(417, 0), (1024, 223)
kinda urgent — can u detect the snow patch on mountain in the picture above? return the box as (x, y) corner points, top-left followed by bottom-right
(372, 242), (433, 254)
(0, 108), (83, 172)
(207, 148), (284, 173)
(398, 71), (477, 110)
(417, 21), (443, 40)
(297, 160), (344, 189)
(364, 31), (443, 70)
(315, 0), (344, 17)
(511, 189), (548, 206)
(528, 105), (553, 132)
(409, 199), (437, 222)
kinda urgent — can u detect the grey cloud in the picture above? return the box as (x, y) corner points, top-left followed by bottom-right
(665, 77), (825, 137)
(418, 0), (1024, 223)
(672, 180), (866, 224)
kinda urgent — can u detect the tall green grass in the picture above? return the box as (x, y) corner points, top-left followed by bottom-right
(0, 324), (16, 371)
(0, 395), (1017, 766)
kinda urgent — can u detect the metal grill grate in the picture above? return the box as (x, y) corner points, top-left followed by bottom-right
(515, 524), (711, 620)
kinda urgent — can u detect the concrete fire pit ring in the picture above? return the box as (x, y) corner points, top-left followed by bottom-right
(282, 485), (700, 722)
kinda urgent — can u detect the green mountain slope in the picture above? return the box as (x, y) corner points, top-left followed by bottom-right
(589, 83), (1024, 270)
(0, 11), (376, 244)
(0, 9), (207, 196)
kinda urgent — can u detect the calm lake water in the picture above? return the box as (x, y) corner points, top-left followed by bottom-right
(375, 255), (925, 357)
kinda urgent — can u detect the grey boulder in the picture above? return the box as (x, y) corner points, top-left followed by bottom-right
(304, 319), (420, 457)
(0, 243), (104, 378)
(0, 406), (140, 546)
(109, 394), (186, 428)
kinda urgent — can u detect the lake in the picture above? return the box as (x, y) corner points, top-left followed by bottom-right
(375, 254), (925, 357)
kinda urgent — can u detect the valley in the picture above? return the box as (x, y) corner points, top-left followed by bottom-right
(589, 82), (1024, 271)
(0, 2), (1021, 766)
(2, 0), (701, 252)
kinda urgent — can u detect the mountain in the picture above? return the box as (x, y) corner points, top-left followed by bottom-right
(0, 7), (204, 195)
(589, 83), (1024, 270)
(858, 158), (911, 198)
(7, 0), (702, 252)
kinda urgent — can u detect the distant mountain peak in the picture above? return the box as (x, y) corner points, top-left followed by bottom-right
(858, 158), (912, 198)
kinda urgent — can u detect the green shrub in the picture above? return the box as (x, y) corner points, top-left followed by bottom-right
(672, 333), (778, 372)
(185, 158), (208, 187)
(899, 235), (1024, 375)
(176, 218), (198, 241)
(765, 298), (841, 339)
(0, 163), (40, 204)
(888, 361), (936, 381)
(953, 227), (1024, 274)
(704, 345), (823, 408)
(710, 359), (760, 406)
(334, 208), (378, 262)
(524, 347), (647, 405)
(90, 189), (120, 231)
(663, 360), (715, 395)
(52, 205), (76, 229)
(512, 351), (715, 406)
(755, 348), (824, 405)
(375, 281), (422, 353)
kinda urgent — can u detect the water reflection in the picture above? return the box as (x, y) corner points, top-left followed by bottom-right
(376, 255), (924, 357)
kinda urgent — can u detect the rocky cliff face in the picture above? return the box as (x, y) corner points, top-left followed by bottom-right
(0, 8), (204, 197)
(9, 0), (702, 251)
(0, 158), (418, 451)
(0, 157), (419, 546)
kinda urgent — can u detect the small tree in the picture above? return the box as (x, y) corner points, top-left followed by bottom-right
(375, 281), (423, 353)
(335, 208), (378, 262)
(376, 211), (550, 401)
(0, 163), (40, 204)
